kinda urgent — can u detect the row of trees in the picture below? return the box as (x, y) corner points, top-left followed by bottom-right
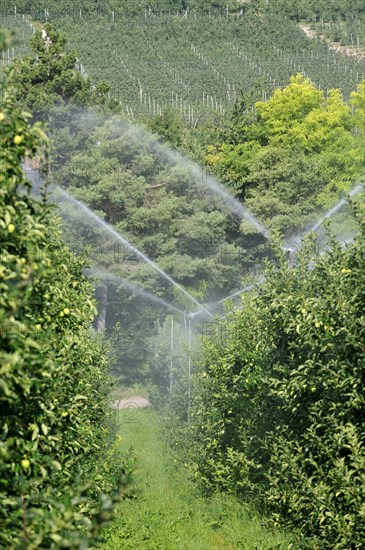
(0, 0), (241, 17)
(2, 9), (365, 547)
(260, 0), (365, 23)
(6, 24), (268, 387)
(173, 220), (365, 548)
(0, 28), (129, 546)
(4, 0), (363, 19)
(156, 6), (365, 545)
(52, 8), (363, 126)
(260, 0), (365, 47)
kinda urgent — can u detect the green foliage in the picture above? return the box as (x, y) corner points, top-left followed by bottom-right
(0, 29), (11, 50)
(49, 110), (265, 383)
(260, 0), (365, 23)
(0, 0), (240, 17)
(206, 76), (365, 231)
(3, 5), (365, 546)
(183, 206), (365, 548)
(0, 74), (126, 547)
(351, 81), (365, 136)
(257, 0), (365, 49)
(9, 24), (115, 120)
(147, 109), (186, 149)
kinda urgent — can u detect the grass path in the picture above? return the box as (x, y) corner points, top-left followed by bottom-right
(100, 409), (293, 550)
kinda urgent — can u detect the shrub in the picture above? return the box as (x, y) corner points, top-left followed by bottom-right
(185, 212), (365, 548)
(0, 72), (125, 547)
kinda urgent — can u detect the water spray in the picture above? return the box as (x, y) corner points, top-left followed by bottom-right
(188, 282), (260, 319)
(85, 267), (186, 316)
(55, 187), (214, 318)
(309, 183), (364, 233)
(283, 182), (365, 258)
(94, 120), (270, 239)
(165, 148), (270, 237)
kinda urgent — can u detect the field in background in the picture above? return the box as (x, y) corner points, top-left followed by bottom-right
(60, 12), (365, 123)
(0, 14), (32, 69)
(2, 10), (364, 124)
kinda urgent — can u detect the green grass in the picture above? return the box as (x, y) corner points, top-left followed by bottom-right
(100, 409), (294, 550)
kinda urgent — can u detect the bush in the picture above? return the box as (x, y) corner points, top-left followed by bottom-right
(184, 212), (365, 548)
(0, 72), (126, 547)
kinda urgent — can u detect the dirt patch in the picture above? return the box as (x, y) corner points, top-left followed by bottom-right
(298, 23), (365, 61)
(111, 396), (150, 409)
(299, 24), (316, 40)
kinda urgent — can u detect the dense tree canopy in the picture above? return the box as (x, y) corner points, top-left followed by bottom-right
(0, 60), (128, 545)
(9, 23), (114, 120)
(205, 75), (364, 232)
(181, 219), (365, 548)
